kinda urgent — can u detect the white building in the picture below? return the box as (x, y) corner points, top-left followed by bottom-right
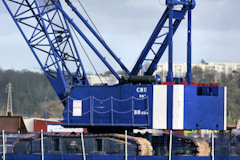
(194, 62), (240, 75)
(87, 62), (240, 85)
(156, 63), (187, 80)
(156, 62), (240, 79)
(87, 74), (118, 85)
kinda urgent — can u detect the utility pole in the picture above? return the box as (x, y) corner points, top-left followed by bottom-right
(1, 105), (5, 115)
(6, 82), (13, 116)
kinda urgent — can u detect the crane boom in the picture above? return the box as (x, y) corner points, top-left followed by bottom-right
(65, 0), (130, 75)
(2, 0), (90, 96)
(131, 0), (195, 81)
(53, 0), (123, 83)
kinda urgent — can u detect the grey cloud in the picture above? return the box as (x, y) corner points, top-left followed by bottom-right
(193, 0), (240, 31)
(0, 0), (239, 71)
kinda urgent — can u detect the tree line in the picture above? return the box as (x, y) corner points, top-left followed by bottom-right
(0, 69), (62, 118)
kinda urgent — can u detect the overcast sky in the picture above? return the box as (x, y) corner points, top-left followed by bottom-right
(0, 0), (239, 72)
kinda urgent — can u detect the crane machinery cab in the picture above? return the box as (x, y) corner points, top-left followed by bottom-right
(2, 0), (227, 133)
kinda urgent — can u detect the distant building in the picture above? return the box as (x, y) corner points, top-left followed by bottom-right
(194, 62), (240, 75)
(87, 74), (118, 85)
(23, 118), (85, 133)
(86, 62), (240, 85)
(156, 62), (240, 79)
(24, 118), (61, 132)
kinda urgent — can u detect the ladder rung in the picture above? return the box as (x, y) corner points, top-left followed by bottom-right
(163, 26), (176, 29)
(144, 59), (153, 61)
(154, 42), (165, 45)
(157, 32), (168, 38)
(163, 26), (169, 28)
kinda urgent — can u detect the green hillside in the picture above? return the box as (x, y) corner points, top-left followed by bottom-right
(0, 69), (62, 118)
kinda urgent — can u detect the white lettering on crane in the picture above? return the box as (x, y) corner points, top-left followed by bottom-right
(136, 87), (147, 93)
(134, 110), (149, 115)
(136, 87), (148, 98)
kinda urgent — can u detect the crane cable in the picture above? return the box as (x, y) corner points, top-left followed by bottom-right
(158, 0), (164, 6)
(77, 0), (129, 77)
(76, 0), (105, 41)
(69, 24), (104, 84)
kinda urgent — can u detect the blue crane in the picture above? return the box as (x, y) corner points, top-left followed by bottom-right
(2, 0), (227, 131)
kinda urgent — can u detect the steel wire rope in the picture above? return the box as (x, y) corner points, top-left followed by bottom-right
(158, 0), (161, 6)
(45, 95), (72, 104)
(113, 109), (133, 114)
(67, 96), (91, 114)
(66, 110), (73, 114)
(92, 96), (133, 115)
(92, 96), (133, 114)
(45, 96), (63, 102)
(45, 96), (66, 115)
(69, 96), (91, 101)
(76, 0), (105, 40)
(93, 96), (111, 102)
(63, 110), (68, 114)
(146, 96), (150, 125)
(77, 0), (129, 76)
(132, 96), (149, 100)
(46, 110), (60, 114)
(111, 96), (133, 102)
(81, 110), (90, 115)
(158, 0), (165, 6)
(93, 109), (111, 114)
(69, 24), (104, 84)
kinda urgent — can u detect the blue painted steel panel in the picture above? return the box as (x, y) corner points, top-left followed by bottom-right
(63, 85), (153, 128)
(47, 73), (68, 100)
(218, 87), (225, 129)
(3, 154), (240, 160)
(62, 84), (226, 130)
(184, 85), (199, 129)
(184, 85), (225, 130)
(173, 10), (185, 20)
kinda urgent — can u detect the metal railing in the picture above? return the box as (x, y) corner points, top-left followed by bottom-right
(1, 130), (240, 160)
